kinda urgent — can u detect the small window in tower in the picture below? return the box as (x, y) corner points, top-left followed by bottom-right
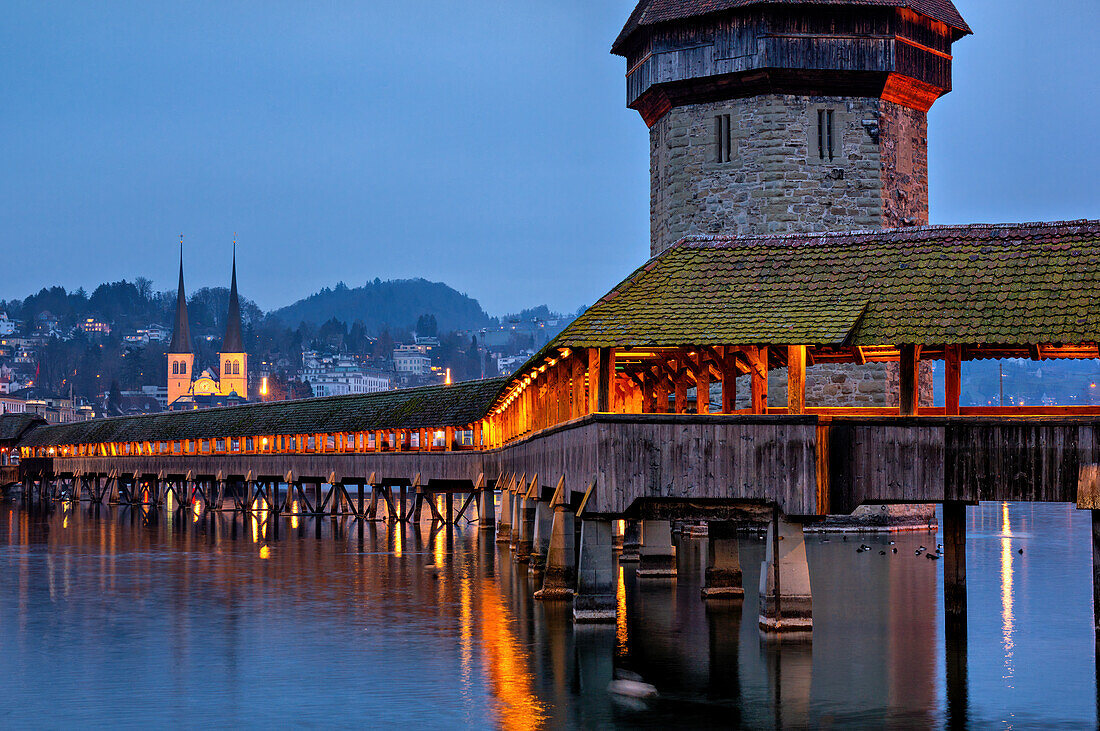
(180, 361), (187, 375)
(233, 362), (240, 375)
(172, 362), (179, 375)
(714, 114), (733, 163)
(224, 360), (231, 375)
(818, 109), (835, 162)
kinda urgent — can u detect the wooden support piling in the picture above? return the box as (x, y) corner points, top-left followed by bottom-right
(945, 344), (962, 416)
(899, 344), (920, 416)
(787, 345), (807, 415)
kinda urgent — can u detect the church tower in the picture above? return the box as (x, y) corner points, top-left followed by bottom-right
(166, 246), (194, 407)
(613, 0), (971, 256)
(217, 246), (248, 398)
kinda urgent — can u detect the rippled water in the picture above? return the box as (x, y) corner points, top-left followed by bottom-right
(0, 501), (1094, 729)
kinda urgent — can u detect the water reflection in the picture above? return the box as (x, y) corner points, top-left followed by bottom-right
(0, 502), (1095, 728)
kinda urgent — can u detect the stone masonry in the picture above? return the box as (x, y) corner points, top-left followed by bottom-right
(649, 94), (928, 257)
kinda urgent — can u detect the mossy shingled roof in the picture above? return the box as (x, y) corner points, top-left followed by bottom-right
(19, 378), (507, 448)
(551, 221), (1100, 349)
(0, 414), (46, 443)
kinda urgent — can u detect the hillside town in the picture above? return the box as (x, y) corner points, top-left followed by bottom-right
(0, 269), (572, 423)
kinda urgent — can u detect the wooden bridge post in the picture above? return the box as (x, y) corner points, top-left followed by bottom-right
(942, 501), (969, 727)
(945, 344), (962, 416)
(637, 520), (677, 578)
(899, 344), (920, 416)
(758, 509), (813, 637)
(573, 518), (616, 623)
(702, 521), (744, 599)
(787, 345), (807, 415)
(750, 346), (768, 414)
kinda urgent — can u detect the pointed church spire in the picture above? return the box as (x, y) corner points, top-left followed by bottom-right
(168, 236), (193, 354)
(221, 237), (244, 353)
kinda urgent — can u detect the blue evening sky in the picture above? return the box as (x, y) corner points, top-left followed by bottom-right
(1, 1), (1096, 315)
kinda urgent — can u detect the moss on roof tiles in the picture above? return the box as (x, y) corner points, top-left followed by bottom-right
(549, 221), (1100, 350)
(0, 414), (46, 443)
(20, 378), (507, 448)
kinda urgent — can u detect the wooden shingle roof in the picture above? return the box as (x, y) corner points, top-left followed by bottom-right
(19, 378), (507, 448)
(612, 0), (972, 53)
(0, 414), (46, 443)
(550, 221), (1100, 349)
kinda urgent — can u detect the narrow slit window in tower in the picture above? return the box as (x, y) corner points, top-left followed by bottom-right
(714, 114), (733, 163)
(818, 109), (835, 161)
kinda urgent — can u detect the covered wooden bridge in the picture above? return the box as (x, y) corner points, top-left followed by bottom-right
(11, 220), (1100, 636)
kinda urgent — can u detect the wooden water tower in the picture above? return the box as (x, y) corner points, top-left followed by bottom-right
(613, 0), (972, 255)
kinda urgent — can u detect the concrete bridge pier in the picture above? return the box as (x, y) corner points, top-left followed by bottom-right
(477, 483), (495, 531)
(509, 480), (523, 552)
(702, 521), (743, 599)
(636, 520), (677, 578)
(513, 489), (536, 564)
(573, 518), (616, 623)
(534, 491), (575, 601)
(528, 497), (554, 578)
(619, 519), (641, 563)
(496, 477), (513, 543)
(758, 510), (813, 637)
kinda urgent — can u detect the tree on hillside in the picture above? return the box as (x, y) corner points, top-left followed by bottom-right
(416, 314), (438, 338)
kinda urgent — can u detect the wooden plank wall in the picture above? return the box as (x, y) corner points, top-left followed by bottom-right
(37, 416), (1100, 518)
(625, 8), (950, 106)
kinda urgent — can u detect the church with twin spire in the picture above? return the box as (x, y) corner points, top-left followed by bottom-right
(166, 245), (250, 410)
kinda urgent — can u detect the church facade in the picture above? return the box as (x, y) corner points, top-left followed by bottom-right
(167, 248), (250, 410)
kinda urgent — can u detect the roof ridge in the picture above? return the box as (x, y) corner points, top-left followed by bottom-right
(33, 377), (509, 433)
(669, 219), (1100, 250)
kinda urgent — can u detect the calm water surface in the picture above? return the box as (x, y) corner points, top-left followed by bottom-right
(0, 501), (1094, 729)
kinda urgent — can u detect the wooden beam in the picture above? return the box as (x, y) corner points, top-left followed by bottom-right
(944, 344), (961, 416)
(695, 352), (710, 414)
(571, 353), (586, 418)
(787, 345), (807, 415)
(750, 346), (768, 414)
(596, 347), (615, 412)
(587, 348), (600, 413)
(899, 343), (919, 416)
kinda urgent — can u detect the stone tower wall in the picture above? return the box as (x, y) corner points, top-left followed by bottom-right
(649, 95), (928, 256)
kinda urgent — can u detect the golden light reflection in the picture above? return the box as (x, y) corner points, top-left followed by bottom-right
(259, 545), (271, 559)
(1000, 501), (1016, 686)
(434, 533), (445, 569)
(616, 565), (628, 656)
(459, 568), (473, 696)
(291, 500), (300, 530)
(191, 500), (202, 522)
(477, 583), (548, 729)
(394, 526), (403, 558)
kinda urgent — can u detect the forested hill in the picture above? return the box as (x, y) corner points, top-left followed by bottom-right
(270, 279), (492, 333)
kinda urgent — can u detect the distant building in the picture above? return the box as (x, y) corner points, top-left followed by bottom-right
(141, 385), (169, 410)
(394, 345), (431, 376)
(497, 351), (534, 375)
(79, 318), (111, 338)
(0, 313), (15, 336)
(303, 353), (390, 397)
